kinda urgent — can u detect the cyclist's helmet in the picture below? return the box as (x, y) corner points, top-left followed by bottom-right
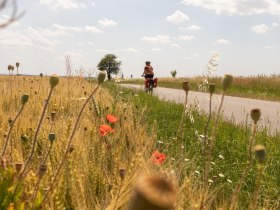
(145, 61), (151, 64)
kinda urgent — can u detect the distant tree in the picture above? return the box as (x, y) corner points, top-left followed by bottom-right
(170, 70), (177, 78)
(97, 54), (121, 81)
(0, 0), (24, 29)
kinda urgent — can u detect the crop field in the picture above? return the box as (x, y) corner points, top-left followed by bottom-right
(1, 73), (280, 210)
(120, 74), (280, 101)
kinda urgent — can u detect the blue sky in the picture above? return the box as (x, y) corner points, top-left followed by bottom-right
(0, 0), (280, 77)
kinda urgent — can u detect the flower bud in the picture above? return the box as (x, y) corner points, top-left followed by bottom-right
(21, 94), (29, 105)
(68, 145), (74, 153)
(15, 163), (23, 173)
(50, 111), (56, 121)
(209, 83), (215, 95)
(49, 75), (60, 88)
(21, 134), (28, 142)
(97, 71), (106, 84)
(251, 108), (261, 124)
(48, 133), (56, 142)
(37, 164), (47, 178)
(119, 168), (126, 181)
(8, 118), (13, 126)
(221, 74), (233, 91)
(130, 174), (177, 210)
(182, 81), (190, 93)
(254, 144), (266, 163)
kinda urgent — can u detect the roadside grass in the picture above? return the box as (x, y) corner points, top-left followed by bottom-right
(119, 74), (280, 101)
(107, 82), (280, 208)
(1, 72), (280, 209)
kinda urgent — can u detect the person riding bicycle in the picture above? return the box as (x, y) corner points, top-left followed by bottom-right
(142, 61), (154, 79)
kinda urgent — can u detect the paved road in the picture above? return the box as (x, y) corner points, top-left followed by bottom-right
(120, 84), (280, 134)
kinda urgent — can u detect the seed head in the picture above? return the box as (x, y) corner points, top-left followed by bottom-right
(251, 108), (261, 124)
(8, 118), (13, 126)
(182, 81), (190, 93)
(254, 144), (266, 163)
(48, 133), (56, 142)
(50, 111), (56, 121)
(15, 162), (23, 173)
(68, 145), (74, 153)
(37, 164), (47, 178)
(21, 94), (29, 105)
(130, 174), (177, 210)
(209, 83), (216, 95)
(49, 74), (60, 88)
(16, 62), (20, 68)
(221, 74), (233, 91)
(119, 168), (126, 181)
(97, 71), (106, 84)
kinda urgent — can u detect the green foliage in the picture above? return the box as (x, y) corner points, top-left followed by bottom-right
(97, 54), (121, 81)
(0, 166), (24, 209)
(170, 70), (177, 78)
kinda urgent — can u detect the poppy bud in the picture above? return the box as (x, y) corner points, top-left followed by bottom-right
(130, 174), (177, 210)
(119, 168), (126, 181)
(49, 75), (60, 88)
(15, 163), (23, 173)
(48, 133), (56, 142)
(16, 62), (20, 68)
(254, 144), (266, 163)
(182, 81), (190, 93)
(8, 118), (13, 126)
(221, 74), (233, 91)
(40, 73), (43, 77)
(68, 145), (74, 153)
(251, 108), (261, 124)
(21, 94), (29, 105)
(21, 134), (28, 142)
(50, 111), (56, 121)
(97, 71), (106, 84)
(37, 164), (47, 178)
(209, 83), (215, 95)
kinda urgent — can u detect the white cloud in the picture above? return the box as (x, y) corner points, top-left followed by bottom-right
(166, 10), (189, 24)
(122, 48), (139, 52)
(180, 0), (280, 15)
(141, 35), (171, 44)
(180, 24), (202, 31)
(98, 18), (118, 27)
(40, 0), (86, 10)
(216, 39), (230, 45)
(53, 24), (82, 32)
(150, 48), (162, 52)
(193, 53), (200, 57)
(251, 24), (270, 33)
(264, 45), (275, 49)
(171, 44), (182, 49)
(96, 49), (111, 53)
(178, 35), (194, 41)
(0, 27), (61, 51)
(272, 22), (278, 27)
(85, 25), (103, 33)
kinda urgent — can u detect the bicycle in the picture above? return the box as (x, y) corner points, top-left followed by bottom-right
(142, 75), (158, 95)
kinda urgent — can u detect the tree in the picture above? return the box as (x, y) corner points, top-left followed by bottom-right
(0, 0), (24, 29)
(97, 54), (121, 81)
(170, 70), (177, 78)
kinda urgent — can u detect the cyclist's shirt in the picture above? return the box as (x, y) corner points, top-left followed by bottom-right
(144, 65), (154, 75)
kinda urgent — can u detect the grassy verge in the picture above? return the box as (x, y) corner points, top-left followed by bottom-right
(119, 74), (280, 101)
(107, 82), (280, 209)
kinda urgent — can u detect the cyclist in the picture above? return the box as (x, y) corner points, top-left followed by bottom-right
(142, 61), (154, 79)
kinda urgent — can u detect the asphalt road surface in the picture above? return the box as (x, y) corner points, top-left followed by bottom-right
(120, 84), (280, 134)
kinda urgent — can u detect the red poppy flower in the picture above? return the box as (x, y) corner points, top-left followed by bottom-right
(151, 150), (166, 165)
(99, 124), (114, 136)
(106, 114), (118, 123)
